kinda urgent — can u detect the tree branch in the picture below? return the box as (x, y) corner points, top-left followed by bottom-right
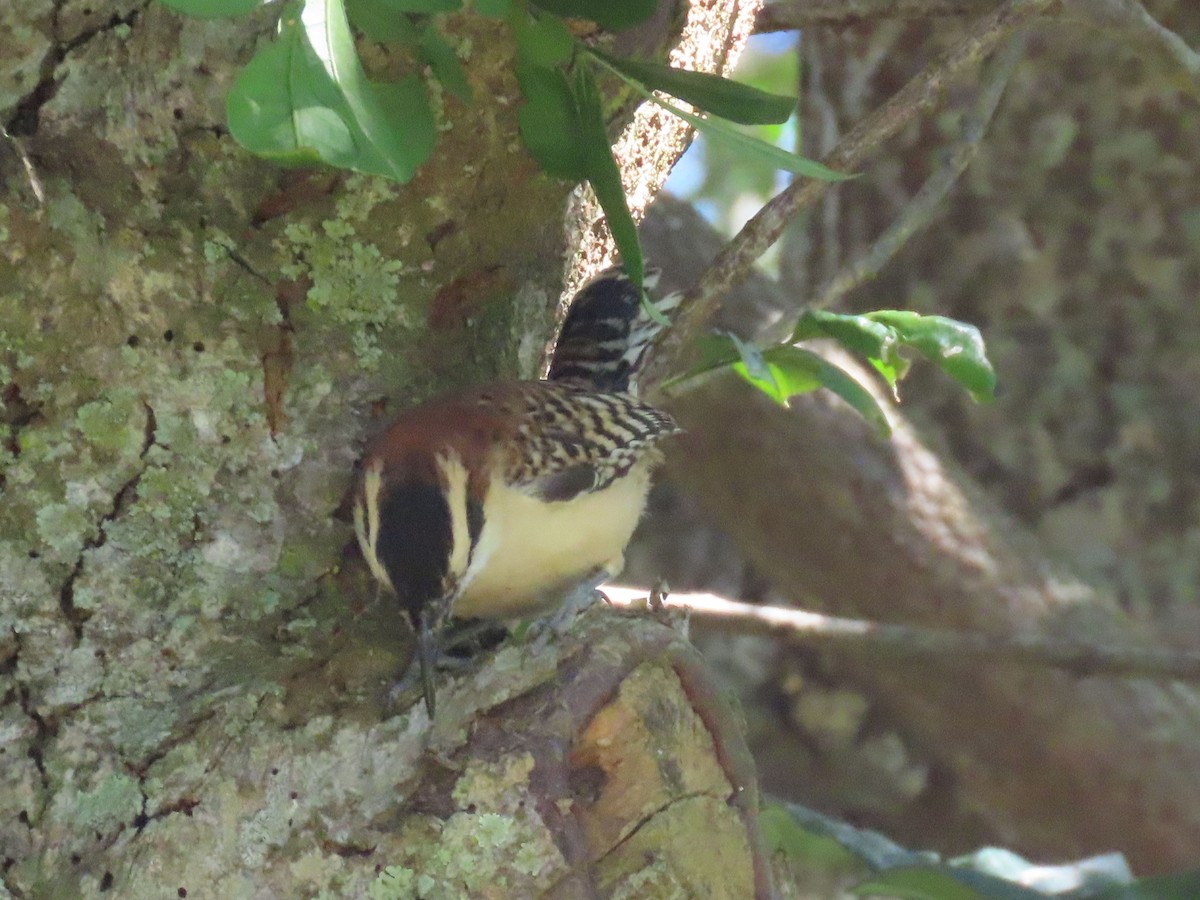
(812, 33), (1025, 310)
(1072, 0), (1200, 81)
(756, 0), (991, 30)
(758, 0), (1200, 85)
(604, 587), (1200, 682)
(646, 0), (1057, 389)
(640, 197), (1200, 869)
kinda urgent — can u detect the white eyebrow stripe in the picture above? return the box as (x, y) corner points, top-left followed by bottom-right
(356, 458), (393, 591)
(437, 451), (472, 586)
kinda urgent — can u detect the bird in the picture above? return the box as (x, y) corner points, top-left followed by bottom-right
(352, 266), (680, 716)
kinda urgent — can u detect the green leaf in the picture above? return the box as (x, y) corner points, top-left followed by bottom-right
(794, 308), (995, 402)
(757, 805), (866, 874)
(573, 64), (644, 288)
(419, 25), (472, 102)
(590, 49), (793, 125)
(866, 311), (996, 402)
(1089, 870), (1200, 900)
(590, 55), (847, 180)
(515, 63), (587, 179)
(653, 91), (847, 180)
(530, 0), (656, 30)
(762, 346), (890, 437)
(676, 335), (889, 437)
(227, 1), (435, 182)
(157, 0), (263, 18)
(301, 0), (433, 180)
(369, 75), (438, 169)
(345, 0), (419, 40)
(853, 865), (1047, 900)
(514, 13), (575, 68)
(639, 288), (670, 326)
(794, 309), (910, 395)
(228, 22), (352, 167)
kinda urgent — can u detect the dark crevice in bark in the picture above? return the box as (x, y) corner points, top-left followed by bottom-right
(130, 781), (200, 837)
(264, 278), (299, 437)
(56, 554), (90, 640)
(596, 789), (719, 861)
(16, 679), (52, 788)
(1, 384), (45, 491)
(8, 628), (53, 838)
(135, 706), (217, 777)
(321, 838), (375, 859)
(224, 247), (273, 285)
(130, 688), (267, 837)
(57, 403), (157, 640)
(5, 2), (150, 137)
(134, 794), (199, 836)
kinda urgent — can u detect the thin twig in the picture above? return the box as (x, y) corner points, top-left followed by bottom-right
(603, 587), (1200, 682)
(759, 0), (1200, 84)
(811, 34), (1026, 310)
(756, 0), (992, 30)
(646, 0), (1057, 390)
(1071, 0), (1200, 81)
(1, 124), (45, 206)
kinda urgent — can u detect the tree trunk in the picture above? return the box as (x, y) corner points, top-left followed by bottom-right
(0, 2), (772, 895)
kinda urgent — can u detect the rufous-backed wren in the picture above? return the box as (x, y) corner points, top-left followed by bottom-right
(353, 267), (679, 715)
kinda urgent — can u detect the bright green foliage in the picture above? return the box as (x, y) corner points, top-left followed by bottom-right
(375, 0), (459, 10)
(345, 0), (420, 40)
(161, 0), (836, 296)
(758, 805), (866, 875)
(666, 303), (999, 435)
(866, 310), (996, 401)
(163, 0), (992, 419)
(515, 63), (587, 179)
(673, 304), (1002, 436)
(795, 309), (997, 403)
(474, 0), (511, 16)
(513, 13), (574, 68)
(655, 90), (847, 180)
(684, 334), (890, 437)
(766, 804), (1200, 900)
(591, 50), (794, 125)
(587, 49), (847, 181)
(417, 25), (472, 102)
(572, 64), (643, 289)
(226, 0), (435, 180)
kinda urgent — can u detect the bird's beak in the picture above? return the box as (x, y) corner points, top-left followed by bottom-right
(417, 611), (438, 718)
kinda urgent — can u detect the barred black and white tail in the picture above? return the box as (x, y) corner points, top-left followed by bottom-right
(547, 266), (680, 395)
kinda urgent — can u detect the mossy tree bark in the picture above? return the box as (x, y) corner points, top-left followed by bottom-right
(0, 2), (772, 896)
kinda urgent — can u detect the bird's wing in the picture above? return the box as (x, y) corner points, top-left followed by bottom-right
(500, 385), (679, 503)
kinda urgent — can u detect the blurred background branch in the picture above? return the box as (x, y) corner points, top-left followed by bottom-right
(605, 587), (1200, 681)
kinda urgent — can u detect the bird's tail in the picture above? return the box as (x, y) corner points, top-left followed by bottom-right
(547, 265), (680, 395)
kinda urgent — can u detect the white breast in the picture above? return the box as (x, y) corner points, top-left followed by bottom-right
(449, 459), (655, 621)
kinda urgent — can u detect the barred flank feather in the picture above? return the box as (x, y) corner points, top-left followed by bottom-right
(499, 381), (680, 500)
(548, 266), (680, 394)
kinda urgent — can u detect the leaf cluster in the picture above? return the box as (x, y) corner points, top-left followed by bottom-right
(671, 309), (997, 437)
(158, 0), (838, 294)
(159, 0), (995, 419)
